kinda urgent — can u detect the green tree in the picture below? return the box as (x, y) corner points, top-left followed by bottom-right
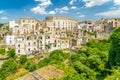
(8, 48), (15, 58)
(0, 59), (18, 79)
(0, 23), (3, 28)
(71, 53), (79, 62)
(19, 55), (27, 64)
(104, 67), (120, 80)
(5, 26), (9, 31)
(38, 58), (50, 68)
(49, 50), (65, 62)
(25, 61), (36, 72)
(62, 67), (81, 80)
(73, 61), (96, 80)
(109, 27), (120, 67)
(0, 48), (5, 55)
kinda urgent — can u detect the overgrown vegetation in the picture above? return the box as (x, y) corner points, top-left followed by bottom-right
(36, 39), (110, 80)
(0, 48), (15, 60)
(108, 27), (120, 67)
(0, 23), (3, 28)
(19, 55), (27, 64)
(84, 30), (97, 37)
(5, 26), (9, 31)
(8, 48), (15, 58)
(0, 59), (18, 79)
(0, 48), (5, 55)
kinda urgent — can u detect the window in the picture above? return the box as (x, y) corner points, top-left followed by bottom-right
(10, 40), (12, 43)
(28, 48), (30, 51)
(58, 45), (60, 47)
(54, 44), (56, 47)
(34, 36), (37, 39)
(34, 42), (36, 45)
(55, 44), (57, 47)
(18, 50), (20, 53)
(28, 42), (30, 46)
(48, 28), (50, 31)
(40, 41), (42, 44)
(48, 36), (50, 39)
(27, 37), (29, 40)
(18, 44), (20, 47)
(40, 37), (42, 39)
(55, 40), (56, 43)
(23, 20), (25, 23)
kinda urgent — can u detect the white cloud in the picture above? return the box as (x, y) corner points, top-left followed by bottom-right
(79, 15), (85, 18)
(48, 11), (56, 14)
(35, 0), (47, 2)
(62, 6), (69, 11)
(76, 12), (85, 18)
(110, 0), (120, 10)
(71, 6), (77, 10)
(31, 0), (52, 14)
(1, 17), (8, 20)
(55, 6), (69, 14)
(95, 9), (120, 17)
(0, 10), (4, 14)
(69, 0), (77, 5)
(82, 0), (110, 7)
(31, 0), (71, 15)
(39, 0), (52, 7)
(31, 6), (47, 14)
(114, 0), (120, 5)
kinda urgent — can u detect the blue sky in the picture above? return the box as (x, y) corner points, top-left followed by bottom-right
(0, 0), (120, 23)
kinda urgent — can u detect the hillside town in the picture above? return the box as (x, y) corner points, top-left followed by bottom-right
(1, 0), (120, 79)
(0, 16), (120, 57)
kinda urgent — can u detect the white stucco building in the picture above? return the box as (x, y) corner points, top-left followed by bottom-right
(4, 35), (15, 45)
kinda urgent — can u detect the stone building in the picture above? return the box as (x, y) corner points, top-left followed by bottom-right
(4, 16), (120, 56)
